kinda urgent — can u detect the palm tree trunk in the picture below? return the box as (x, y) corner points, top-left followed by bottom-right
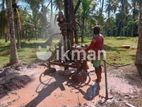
(135, 1), (142, 76)
(81, 16), (85, 43)
(101, 0), (104, 15)
(107, 0), (111, 18)
(13, 0), (22, 49)
(74, 0), (81, 14)
(17, 31), (21, 49)
(64, 0), (73, 50)
(2, 0), (5, 9)
(6, 0), (18, 65)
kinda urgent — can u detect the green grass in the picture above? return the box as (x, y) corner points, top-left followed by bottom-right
(0, 39), (48, 68)
(85, 37), (138, 65)
(0, 37), (138, 68)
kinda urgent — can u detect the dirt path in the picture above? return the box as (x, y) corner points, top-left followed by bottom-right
(0, 64), (142, 107)
(0, 65), (99, 107)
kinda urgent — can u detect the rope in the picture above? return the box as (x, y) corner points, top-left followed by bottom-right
(104, 60), (132, 68)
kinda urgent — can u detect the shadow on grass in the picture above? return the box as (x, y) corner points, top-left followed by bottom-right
(130, 55), (136, 61)
(21, 42), (48, 49)
(104, 45), (126, 53)
(104, 45), (119, 51)
(116, 37), (127, 40)
(0, 41), (48, 53)
(0, 45), (9, 53)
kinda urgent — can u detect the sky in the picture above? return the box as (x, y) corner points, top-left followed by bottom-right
(17, 1), (30, 10)
(0, 0), (133, 19)
(0, 0), (105, 13)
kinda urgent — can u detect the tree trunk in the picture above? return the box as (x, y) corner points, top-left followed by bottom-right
(135, 2), (142, 76)
(17, 31), (21, 49)
(101, 0), (104, 15)
(6, 0), (18, 65)
(81, 17), (85, 43)
(13, 0), (22, 49)
(64, 0), (74, 50)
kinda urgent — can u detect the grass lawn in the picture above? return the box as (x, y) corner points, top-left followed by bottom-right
(0, 37), (138, 68)
(85, 37), (138, 65)
(0, 39), (47, 68)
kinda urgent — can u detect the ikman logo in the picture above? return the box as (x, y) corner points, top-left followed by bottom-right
(36, 46), (106, 61)
(36, 46), (52, 61)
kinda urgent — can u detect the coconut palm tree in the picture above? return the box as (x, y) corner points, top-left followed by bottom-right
(106, 0), (119, 18)
(101, 0), (104, 15)
(0, 10), (9, 41)
(81, 0), (92, 43)
(136, 0), (142, 76)
(12, 0), (22, 49)
(6, 0), (18, 65)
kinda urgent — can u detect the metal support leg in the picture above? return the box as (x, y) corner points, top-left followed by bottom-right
(100, 60), (113, 104)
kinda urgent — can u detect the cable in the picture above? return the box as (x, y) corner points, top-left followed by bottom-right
(104, 60), (132, 68)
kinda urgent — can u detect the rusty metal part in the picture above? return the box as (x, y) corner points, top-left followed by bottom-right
(57, 12), (68, 37)
(71, 70), (87, 83)
(43, 68), (56, 76)
(49, 61), (80, 68)
(39, 68), (56, 85)
(40, 0), (89, 86)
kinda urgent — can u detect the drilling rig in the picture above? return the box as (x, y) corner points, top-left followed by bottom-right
(40, 0), (90, 86)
